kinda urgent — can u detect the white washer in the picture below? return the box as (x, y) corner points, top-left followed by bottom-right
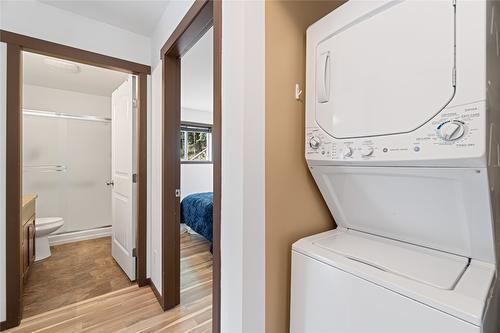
(292, 1), (500, 332)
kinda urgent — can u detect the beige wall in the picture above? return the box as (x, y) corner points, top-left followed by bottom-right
(265, 1), (344, 332)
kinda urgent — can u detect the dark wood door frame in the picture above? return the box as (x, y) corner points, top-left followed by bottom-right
(0, 30), (151, 331)
(159, 0), (221, 332)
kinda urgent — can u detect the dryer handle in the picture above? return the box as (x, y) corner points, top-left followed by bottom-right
(317, 51), (331, 103)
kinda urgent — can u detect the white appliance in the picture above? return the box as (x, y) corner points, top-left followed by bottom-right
(291, 1), (500, 332)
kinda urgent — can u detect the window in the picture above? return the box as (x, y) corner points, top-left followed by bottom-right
(180, 123), (212, 163)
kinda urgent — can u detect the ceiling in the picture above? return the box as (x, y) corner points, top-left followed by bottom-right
(23, 52), (129, 96)
(39, 0), (170, 36)
(181, 28), (213, 113)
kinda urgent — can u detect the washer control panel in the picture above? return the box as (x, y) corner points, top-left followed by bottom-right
(306, 101), (485, 163)
(437, 120), (466, 141)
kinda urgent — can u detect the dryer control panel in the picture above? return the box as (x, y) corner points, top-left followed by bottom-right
(306, 101), (485, 165)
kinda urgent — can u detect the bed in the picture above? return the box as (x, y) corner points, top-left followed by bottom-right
(180, 192), (213, 246)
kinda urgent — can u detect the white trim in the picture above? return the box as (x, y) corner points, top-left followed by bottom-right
(48, 226), (112, 246)
(222, 1), (266, 332)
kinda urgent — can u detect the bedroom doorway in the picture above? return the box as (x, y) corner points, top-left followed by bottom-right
(179, 26), (214, 244)
(160, 0), (221, 331)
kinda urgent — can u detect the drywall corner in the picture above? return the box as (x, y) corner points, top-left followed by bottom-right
(150, 63), (162, 293)
(222, 0), (266, 332)
(150, 0), (195, 68)
(147, 73), (152, 280)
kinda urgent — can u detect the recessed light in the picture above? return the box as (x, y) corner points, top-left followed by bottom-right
(43, 58), (81, 74)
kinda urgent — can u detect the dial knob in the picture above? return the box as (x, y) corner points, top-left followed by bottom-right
(361, 146), (374, 157)
(309, 136), (321, 149)
(438, 120), (466, 141)
(342, 146), (353, 158)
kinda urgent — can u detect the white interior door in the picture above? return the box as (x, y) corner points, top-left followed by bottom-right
(111, 75), (136, 281)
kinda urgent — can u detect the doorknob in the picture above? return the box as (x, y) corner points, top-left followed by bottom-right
(106, 180), (115, 186)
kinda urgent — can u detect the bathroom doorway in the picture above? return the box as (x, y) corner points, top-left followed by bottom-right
(1, 31), (150, 330)
(20, 52), (139, 317)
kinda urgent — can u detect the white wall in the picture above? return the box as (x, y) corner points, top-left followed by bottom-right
(182, 107), (213, 125)
(181, 164), (213, 200)
(150, 64), (163, 292)
(150, 0), (194, 67)
(23, 85), (112, 234)
(221, 1), (266, 332)
(23, 85), (111, 117)
(149, 1), (266, 331)
(0, 1), (153, 322)
(148, 0), (195, 295)
(0, 0), (150, 65)
(146, 73), (153, 286)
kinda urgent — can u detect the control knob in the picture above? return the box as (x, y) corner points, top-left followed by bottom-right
(342, 146), (353, 158)
(360, 146), (374, 157)
(437, 120), (466, 141)
(309, 136), (321, 149)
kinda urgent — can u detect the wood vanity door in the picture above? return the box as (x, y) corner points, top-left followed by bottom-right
(22, 222), (29, 282)
(28, 221), (35, 266)
(22, 217), (35, 283)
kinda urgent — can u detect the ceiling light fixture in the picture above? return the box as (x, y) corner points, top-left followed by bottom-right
(43, 58), (81, 74)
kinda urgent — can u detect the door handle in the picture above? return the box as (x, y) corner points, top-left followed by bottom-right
(106, 180), (115, 186)
(317, 51), (331, 103)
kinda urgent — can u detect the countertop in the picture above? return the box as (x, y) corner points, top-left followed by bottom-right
(22, 194), (38, 208)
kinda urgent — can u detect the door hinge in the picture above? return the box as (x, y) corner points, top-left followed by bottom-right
(132, 98), (137, 109)
(452, 67), (456, 87)
(132, 173), (137, 183)
(132, 248), (137, 257)
(175, 189), (181, 198)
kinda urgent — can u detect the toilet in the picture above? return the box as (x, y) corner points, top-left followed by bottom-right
(35, 217), (64, 261)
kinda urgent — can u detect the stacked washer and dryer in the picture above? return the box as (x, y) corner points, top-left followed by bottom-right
(291, 1), (500, 332)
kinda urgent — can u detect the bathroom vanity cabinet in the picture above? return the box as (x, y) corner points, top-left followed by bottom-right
(22, 195), (37, 283)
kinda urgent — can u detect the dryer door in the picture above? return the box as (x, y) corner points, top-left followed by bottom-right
(315, 0), (455, 139)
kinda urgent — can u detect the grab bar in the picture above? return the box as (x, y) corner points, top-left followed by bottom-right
(23, 109), (111, 123)
(24, 165), (67, 172)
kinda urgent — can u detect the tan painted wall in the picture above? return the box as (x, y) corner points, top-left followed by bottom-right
(265, 1), (345, 332)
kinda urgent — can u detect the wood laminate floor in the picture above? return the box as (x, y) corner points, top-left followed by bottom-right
(11, 232), (213, 332)
(23, 237), (134, 318)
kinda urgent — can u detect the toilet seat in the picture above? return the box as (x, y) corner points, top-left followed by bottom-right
(36, 217), (64, 232)
(36, 217), (64, 226)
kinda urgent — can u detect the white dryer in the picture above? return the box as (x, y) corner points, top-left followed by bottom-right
(291, 0), (500, 332)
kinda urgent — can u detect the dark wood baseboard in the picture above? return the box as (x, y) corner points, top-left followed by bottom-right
(0, 318), (18, 331)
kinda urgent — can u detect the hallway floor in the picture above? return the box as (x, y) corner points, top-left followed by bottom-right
(11, 232), (213, 332)
(23, 237), (134, 318)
